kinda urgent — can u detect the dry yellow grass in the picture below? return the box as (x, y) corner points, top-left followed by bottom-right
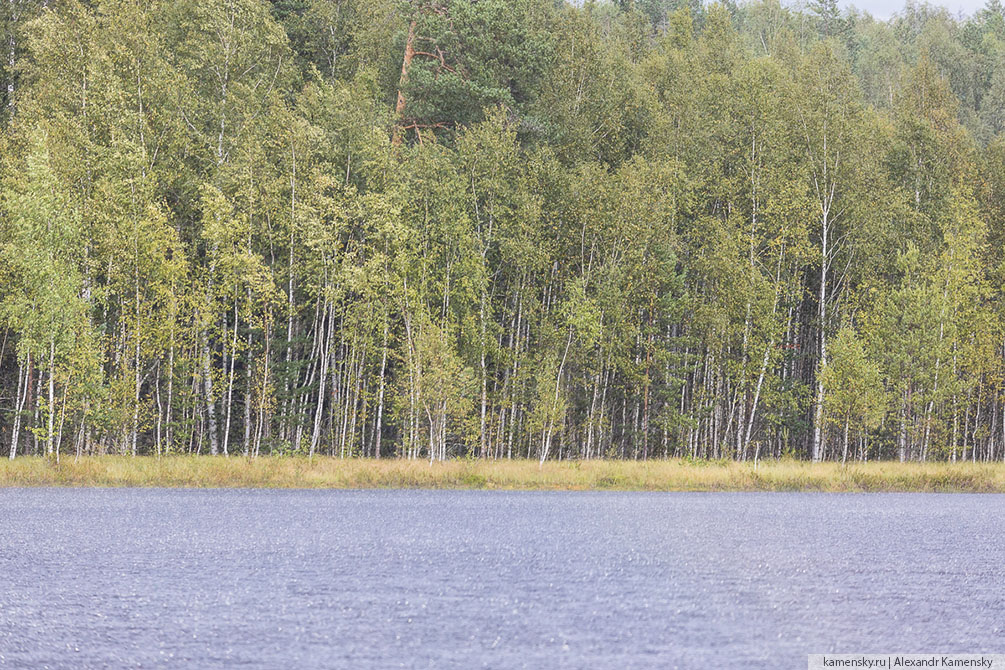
(1, 456), (1004, 491)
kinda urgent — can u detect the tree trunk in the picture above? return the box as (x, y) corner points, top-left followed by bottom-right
(812, 210), (829, 462)
(842, 414), (849, 465)
(540, 327), (573, 467)
(166, 318), (175, 453)
(9, 352), (27, 459)
(203, 331), (218, 455)
(223, 297), (239, 457)
(375, 320), (388, 458)
(47, 338), (55, 457)
(391, 20), (417, 146)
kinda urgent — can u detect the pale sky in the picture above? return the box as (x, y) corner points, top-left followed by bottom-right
(571, 0), (993, 24)
(817, 0), (989, 20)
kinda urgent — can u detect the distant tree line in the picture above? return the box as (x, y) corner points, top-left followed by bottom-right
(2, 0), (1005, 462)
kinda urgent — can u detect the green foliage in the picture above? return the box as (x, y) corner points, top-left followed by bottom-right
(1, 0), (1005, 463)
(822, 328), (886, 433)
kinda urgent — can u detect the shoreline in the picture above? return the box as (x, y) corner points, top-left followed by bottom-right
(1, 457), (1004, 492)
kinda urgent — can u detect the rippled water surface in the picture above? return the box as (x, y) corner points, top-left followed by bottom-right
(0, 489), (1002, 669)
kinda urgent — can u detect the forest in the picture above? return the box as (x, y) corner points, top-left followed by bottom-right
(1, 0), (1005, 464)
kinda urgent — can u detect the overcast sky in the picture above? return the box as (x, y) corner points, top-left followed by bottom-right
(575, 1), (994, 24)
(797, 0), (989, 20)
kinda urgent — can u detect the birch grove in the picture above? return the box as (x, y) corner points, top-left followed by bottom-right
(1, 0), (1005, 462)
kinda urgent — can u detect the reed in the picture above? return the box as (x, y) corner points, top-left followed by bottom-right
(1, 456), (1004, 492)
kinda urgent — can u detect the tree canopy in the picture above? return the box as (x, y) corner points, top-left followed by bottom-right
(2, 0), (1005, 463)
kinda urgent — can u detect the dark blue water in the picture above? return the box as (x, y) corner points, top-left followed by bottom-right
(0, 490), (1002, 669)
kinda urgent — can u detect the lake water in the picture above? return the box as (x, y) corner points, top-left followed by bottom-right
(0, 490), (1002, 669)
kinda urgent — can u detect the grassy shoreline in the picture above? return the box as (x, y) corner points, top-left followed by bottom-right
(1, 456), (1004, 492)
